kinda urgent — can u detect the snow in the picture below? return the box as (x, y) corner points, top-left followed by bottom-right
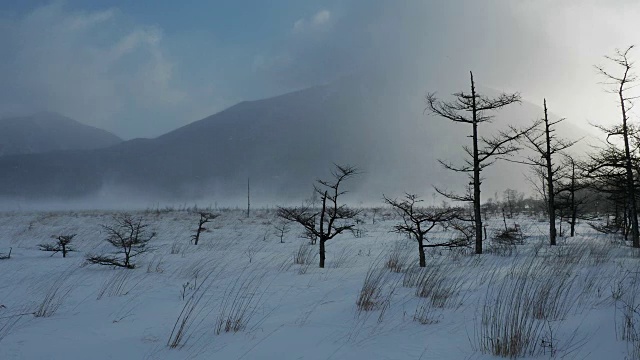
(0, 208), (636, 359)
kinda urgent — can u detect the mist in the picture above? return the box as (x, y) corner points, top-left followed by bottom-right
(0, 0), (637, 209)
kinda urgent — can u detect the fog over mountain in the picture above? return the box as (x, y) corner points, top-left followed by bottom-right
(0, 73), (592, 209)
(0, 0), (631, 209)
(0, 112), (121, 156)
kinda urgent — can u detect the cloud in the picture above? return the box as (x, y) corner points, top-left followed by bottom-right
(4, 0), (640, 140)
(0, 2), (225, 139)
(292, 9), (332, 34)
(312, 10), (331, 26)
(258, 0), (640, 131)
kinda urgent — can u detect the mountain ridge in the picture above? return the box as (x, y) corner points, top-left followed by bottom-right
(0, 79), (594, 207)
(0, 112), (122, 156)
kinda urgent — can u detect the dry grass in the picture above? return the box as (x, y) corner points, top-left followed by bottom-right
(294, 242), (315, 265)
(474, 257), (582, 358)
(356, 255), (400, 321)
(34, 270), (76, 318)
(167, 266), (223, 348)
(294, 242), (316, 274)
(384, 241), (412, 273)
(214, 270), (270, 335)
(613, 267), (640, 359)
(96, 269), (144, 300)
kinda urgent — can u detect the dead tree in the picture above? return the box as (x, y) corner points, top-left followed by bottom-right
(39, 234), (76, 258)
(502, 188), (525, 218)
(594, 45), (640, 247)
(86, 214), (155, 269)
(273, 220), (290, 243)
(512, 99), (578, 245)
(556, 154), (590, 237)
(426, 71), (531, 254)
(384, 194), (462, 267)
(584, 145), (635, 237)
(191, 212), (218, 245)
(278, 164), (360, 268)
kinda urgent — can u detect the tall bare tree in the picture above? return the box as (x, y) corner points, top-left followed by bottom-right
(594, 45), (640, 247)
(278, 164), (360, 268)
(513, 99), (578, 245)
(426, 71), (530, 254)
(384, 194), (462, 267)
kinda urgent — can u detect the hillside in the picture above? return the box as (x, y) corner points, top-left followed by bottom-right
(0, 112), (122, 156)
(0, 77), (593, 206)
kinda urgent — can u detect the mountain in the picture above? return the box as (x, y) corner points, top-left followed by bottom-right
(0, 112), (122, 156)
(0, 76), (593, 206)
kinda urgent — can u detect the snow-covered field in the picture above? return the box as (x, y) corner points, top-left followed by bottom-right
(0, 208), (638, 359)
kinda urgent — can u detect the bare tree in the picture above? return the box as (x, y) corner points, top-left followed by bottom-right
(39, 234), (76, 258)
(502, 188), (525, 218)
(86, 214), (155, 269)
(426, 71), (531, 254)
(594, 45), (640, 247)
(278, 164), (360, 268)
(384, 194), (462, 267)
(584, 145), (634, 237)
(273, 220), (290, 243)
(191, 212), (218, 245)
(511, 99), (578, 245)
(556, 154), (590, 237)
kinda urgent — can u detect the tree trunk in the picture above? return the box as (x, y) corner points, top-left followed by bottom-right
(544, 100), (557, 246)
(418, 236), (426, 267)
(570, 161), (577, 237)
(319, 239), (326, 268)
(620, 87), (640, 247)
(471, 71), (483, 254)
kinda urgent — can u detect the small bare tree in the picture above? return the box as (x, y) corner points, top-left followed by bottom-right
(384, 194), (462, 267)
(86, 214), (155, 269)
(39, 234), (76, 258)
(273, 220), (290, 243)
(278, 164), (360, 268)
(191, 212), (218, 245)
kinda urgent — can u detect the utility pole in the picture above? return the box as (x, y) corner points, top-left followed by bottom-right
(247, 177), (250, 218)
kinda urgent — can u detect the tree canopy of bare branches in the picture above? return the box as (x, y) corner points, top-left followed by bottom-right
(278, 164), (361, 268)
(426, 71), (531, 254)
(590, 45), (640, 246)
(39, 234), (76, 258)
(86, 214), (155, 269)
(512, 99), (579, 245)
(384, 194), (463, 267)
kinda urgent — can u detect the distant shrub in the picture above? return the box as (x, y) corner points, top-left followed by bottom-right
(39, 234), (76, 258)
(86, 214), (155, 269)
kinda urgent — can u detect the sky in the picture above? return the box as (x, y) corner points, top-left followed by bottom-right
(0, 0), (639, 139)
